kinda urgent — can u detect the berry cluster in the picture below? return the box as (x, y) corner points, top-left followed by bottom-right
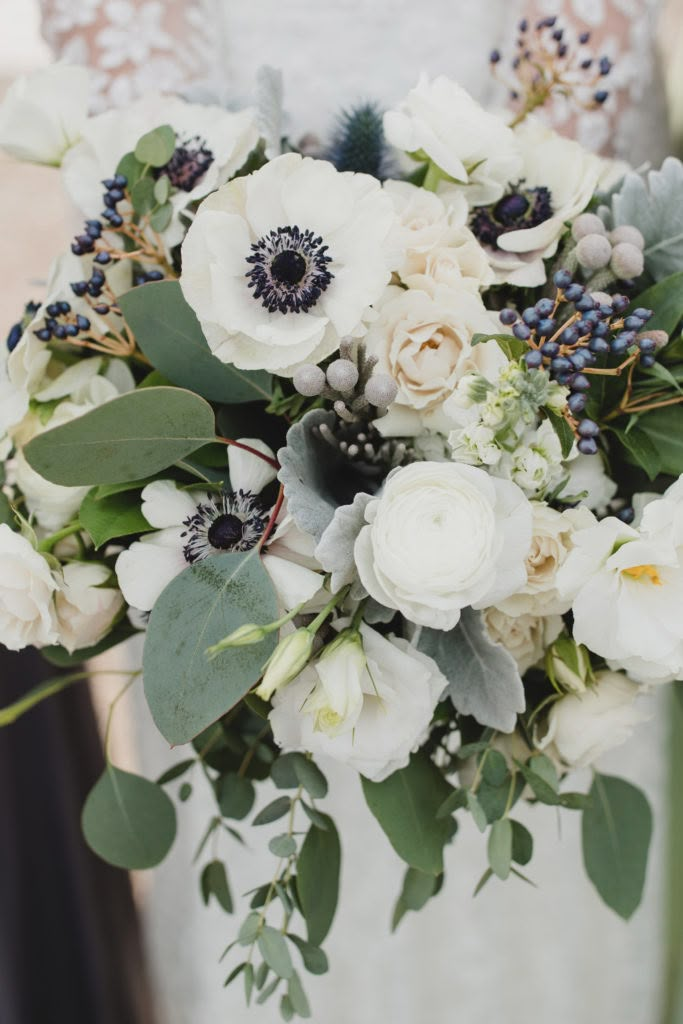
(490, 17), (613, 124)
(6, 301), (39, 352)
(33, 300), (91, 344)
(70, 174), (128, 261)
(499, 269), (656, 455)
(69, 267), (111, 315)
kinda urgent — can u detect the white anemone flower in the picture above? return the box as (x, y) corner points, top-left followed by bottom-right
(62, 94), (259, 248)
(115, 440), (324, 614)
(180, 153), (397, 376)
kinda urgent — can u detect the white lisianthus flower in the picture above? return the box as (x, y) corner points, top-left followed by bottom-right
(384, 75), (522, 205)
(0, 524), (59, 650)
(483, 607), (563, 675)
(62, 94), (259, 248)
(558, 452), (617, 514)
(365, 285), (506, 438)
(269, 623), (447, 782)
(466, 119), (604, 286)
(537, 671), (646, 769)
(180, 153), (397, 376)
(0, 64), (89, 165)
(301, 631), (366, 737)
(55, 562), (124, 654)
(496, 502), (596, 617)
(115, 440), (324, 613)
(557, 505), (683, 683)
(354, 462), (532, 630)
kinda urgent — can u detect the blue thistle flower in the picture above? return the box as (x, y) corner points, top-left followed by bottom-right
(326, 103), (392, 180)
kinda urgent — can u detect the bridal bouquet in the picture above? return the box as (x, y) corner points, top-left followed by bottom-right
(2, 20), (682, 1017)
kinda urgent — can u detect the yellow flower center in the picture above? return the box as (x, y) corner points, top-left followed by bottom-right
(621, 564), (662, 585)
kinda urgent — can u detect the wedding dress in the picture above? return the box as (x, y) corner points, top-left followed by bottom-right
(37, 1), (672, 1022)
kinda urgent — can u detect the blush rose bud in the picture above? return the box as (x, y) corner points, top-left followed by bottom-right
(254, 628), (315, 701)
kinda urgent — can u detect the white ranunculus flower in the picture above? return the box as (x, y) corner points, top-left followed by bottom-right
(62, 94), (259, 247)
(483, 607), (563, 675)
(115, 440), (324, 613)
(537, 671), (646, 769)
(558, 452), (617, 514)
(0, 524), (59, 650)
(180, 153), (397, 376)
(496, 502), (596, 617)
(465, 119), (604, 287)
(384, 75), (522, 206)
(365, 285), (507, 438)
(55, 562), (124, 654)
(557, 502), (683, 684)
(269, 623), (447, 781)
(354, 462), (532, 631)
(0, 64), (89, 165)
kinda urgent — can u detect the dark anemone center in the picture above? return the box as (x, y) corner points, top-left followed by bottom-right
(470, 181), (553, 249)
(271, 249), (307, 285)
(207, 514), (244, 549)
(155, 135), (214, 192)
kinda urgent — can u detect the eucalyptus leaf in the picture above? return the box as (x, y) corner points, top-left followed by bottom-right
(511, 820), (533, 866)
(79, 488), (153, 548)
(135, 123), (176, 167)
(546, 411), (575, 459)
(131, 177), (156, 216)
(0, 491), (14, 528)
(150, 202), (173, 233)
(156, 759), (195, 785)
(118, 282), (272, 403)
(143, 551), (279, 745)
(635, 405), (683, 476)
(82, 765), (176, 869)
(391, 867), (442, 931)
(253, 796), (292, 826)
(582, 773), (652, 919)
(362, 754), (455, 875)
(24, 387), (216, 486)
(293, 757), (328, 800)
(287, 935), (329, 975)
(488, 818), (513, 880)
(471, 332), (528, 361)
(287, 971), (311, 1018)
(297, 813), (341, 945)
(216, 773), (255, 820)
(269, 834), (297, 857)
(154, 174), (171, 204)
(201, 859), (233, 913)
(610, 423), (663, 481)
(258, 926), (294, 979)
(631, 272), (683, 336)
(418, 608), (525, 732)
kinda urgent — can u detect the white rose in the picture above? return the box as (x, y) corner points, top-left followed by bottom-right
(401, 234), (494, 296)
(558, 453), (617, 514)
(384, 75), (522, 205)
(538, 671), (646, 769)
(483, 607), (563, 674)
(0, 64), (89, 165)
(365, 285), (506, 437)
(354, 461), (532, 631)
(180, 153), (397, 376)
(270, 623), (447, 781)
(497, 502), (596, 617)
(385, 179), (466, 264)
(0, 524), (58, 650)
(55, 562), (124, 654)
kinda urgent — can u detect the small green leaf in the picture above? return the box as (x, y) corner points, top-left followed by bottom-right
(238, 911), (261, 945)
(135, 124), (176, 167)
(300, 801), (330, 830)
(528, 754), (559, 792)
(82, 766), (176, 869)
(293, 757), (328, 799)
(488, 818), (513, 880)
(253, 796), (292, 826)
(280, 995), (294, 1021)
(200, 859), (233, 912)
(631, 271), (683, 336)
(156, 759), (195, 785)
(116, 150), (144, 186)
(150, 202), (173, 233)
(216, 773), (255, 821)
(0, 491), (14, 528)
(179, 781), (192, 801)
(297, 814), (341, 946)
(154, 174), (171, 204)
(287, 935), (329, 975)
(79, 488), (153, 548)
(471, 332), (528, 361)
(436, 788), (467, 819)
(258, 927), (293, 980)
(244, 962), (255, 1005)
(269, 834), (297, 857)
(271, 753), (305, 789)
(131, 177), (156, 215)
(511, 820), (533, 866)
(482, 749), (508, 787)
(546, 410), (575, 459)
(610, 424), (662, 481)
(223, 962), (246, 988)
(516, 759), (560, 805)
(467, 791), (488, 832)
(473, 867), (494, 897)
(287, 971), (311, 1018)
(391, 867), (441, 931)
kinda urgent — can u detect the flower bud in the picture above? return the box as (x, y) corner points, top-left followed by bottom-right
(610, 241), (644, 280)
(576, 233), (612, 270)
(546, 633), (595, 694)
(364, 373), (398, 408)
(206, 622), (270, 659)
(326, 358), (359, 393)
(293, 363), (326, 397)
(255, 627), (314, 700)
(571, 213), (606, 242)
(609, 225), (645, 251)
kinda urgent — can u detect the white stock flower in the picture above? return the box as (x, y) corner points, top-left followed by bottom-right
(384, 75), (522, 205)
(0, 64), (89, 165)
(354, 462), (532, 631)
(115, 440), (323, 613)
(483, 607), (563, 675)
(62, 94), (259, 247)
(558, 452), (617, 514)
(55, 562), (124, 654)
(467, 119), (604, 286)
(538, 671), (646, 769)
(364, 285), (505, 437)
(269, 623), (447, 781)
(0, 524), (59, 650)
(558, 495), (683, 684)
(180, 153), (396, 376)
(505, 419), (565, 498)
(496, 502), (596, 617)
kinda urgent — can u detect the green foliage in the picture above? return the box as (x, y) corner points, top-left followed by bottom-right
(632, 272), (683, 336)
(143, 550), (279, 744)
(79, 487), (153, 548)
(488, 818), (513, 880)
(201, 859), (233, 912)
(118, 282), (272, 404)
(362, 754), (455, 875)
(546, 410), (575, 459)
(511, 820), (533, 866)
(253, 796), (292, 826)
(258, 927), (293, 979)
(24, 387), (216, 486)
(216, 773), (256, 820)
(634, 405), (683, 476)
(297, 813), (341, 945)
(287, 935), (329, 975)
(610, 424), (662, 481)
(82, 765), (176, 869)
(609, 158), (683, 280)
(392, 867), (442, 931)
(135, 124), (176, 167)
(472, 332), (529, 361)
(277, 409), (341, 543)
(0, 491), (14, 528)
(582, 772), (652, 920)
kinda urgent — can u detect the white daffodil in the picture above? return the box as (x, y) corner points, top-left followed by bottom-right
(269, 623), (447, 782)
(180, 153), (397, 376)
(115, 440), (324, 615)
(62, 94), (259, 248)
(0, 64), (89, 166)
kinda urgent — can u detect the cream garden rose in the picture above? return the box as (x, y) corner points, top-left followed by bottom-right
(0, 525), (58, 650)
(55, 562), (124, 654)
(354, 462), (532, 630)
(483, 606), (563, 675)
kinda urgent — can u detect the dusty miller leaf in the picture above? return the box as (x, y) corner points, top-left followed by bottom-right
(314, 491), (372, 592)
(610, 158), (683, 281)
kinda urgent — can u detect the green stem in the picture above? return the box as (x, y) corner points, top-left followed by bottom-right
(422, 162), (444, 192)
(0, 668), (139, 727)
(103, 672), (140, 760)
(38, 522), (82, 552)
(307, 585), (351, 635)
